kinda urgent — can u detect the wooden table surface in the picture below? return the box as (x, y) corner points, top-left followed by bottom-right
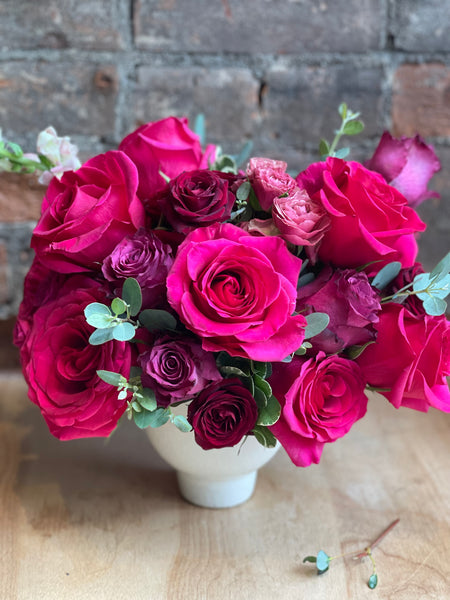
(1, 371), (449, 600)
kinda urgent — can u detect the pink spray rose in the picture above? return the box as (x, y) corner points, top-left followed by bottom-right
(31, 151), (145, 273)
(365, 131), (441, 207)
(187, 378), (258, 449)
(157, 169), (239, 233)
(102, 228), (174, 309)
(119, 117), (216, 201)
(296, 158), (426, 273)
(356, 303), (450, 413)
(138, 335), (222, 407)
(296, 266), (381, 354)
(269, 354), (368, 467)
(246, 157), (298, 211)
(17, 278), (133, 440)
(166, 222), (307, 361)
(272, 186), (330, 258)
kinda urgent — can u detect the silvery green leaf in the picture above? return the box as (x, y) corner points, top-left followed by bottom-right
(112, 322), (136, 341)
(414, 272), (450, 300)
(139, 309), (177, 332)
(304, 312), (330, 339)
(172, 415), (192, 432)
(85, 313), (115, 328)
(257, 394), (281, 426)
(96, 369), (127, 387)
(423, 296), (447, 316)
(111, 297), (127, 316)
(333, 147), (350, 159)
(236, 180), (251, 201)
(134, 407), (171, 429)
(84, 302), (111, 318)
(430, 251), (450, 282)
(297, 272), (315, 288)
(89, 328), (115, 345)
(342, 120), (364, 135)
(372, 261), (402, 290)
(316, 550), (330, 574)
(194, 113), (206, 146)
(118, 390), (128, 400)
(368, 573), (378, 589)
(137, 387), (157, 411)
(122, 277), (142, 316)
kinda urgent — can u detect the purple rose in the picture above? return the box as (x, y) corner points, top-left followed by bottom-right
(166, 222), (307, 361)
(158, 169), (239, 233)
(297, 267), (381, 353)
(102, 229), (174, 308)
(365, 131), (441, 207)
(187, 378), (258, 449)
(137, 335), (222, 407)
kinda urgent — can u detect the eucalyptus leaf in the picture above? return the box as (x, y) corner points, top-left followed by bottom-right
(172, 414), (192, 432)
(316, 550), (330, 574)
(368, 573), (378, 589)
(297, 272), (315, 288)
(414, 272), (450, 300)
(346, 340), (375, 360)
(342, 120), (364, 135)
(89, 328), (115, 345)
(422, 295), (447, 316)
(96, 370), (127, 387)
(85, 313), (115, 329)
(134, 407), (171, 429)
(236, 180), (251, 201)
(139, 309), (177, 332)
(333, 147), (350, 159)
(371, 261), (402, 290)
(430, 250), (450, 282)
(252, 425), (277, 448)
(111, 297), (127, 316)
(257, 394), (281, 426)
(122, 277), (142, 316)
(194, 113), (206, 146)
(304, 312), (330, 339)
(338, 103), (347, 119)
(319, 138), (330, 158)
(233, 140), (253, 168)
(137, 387), (157, 411)
(112, 322), (136, 342)
(84, 302), (111, 318)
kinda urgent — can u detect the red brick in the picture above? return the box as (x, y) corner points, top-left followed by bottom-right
(392, 64), (450, 137)
(133, 0), (384, 53)
(0, 0), (124, 50)
(0, 174), (44, 222)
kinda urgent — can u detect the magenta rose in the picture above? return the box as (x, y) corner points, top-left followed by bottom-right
(31, 151), (145, 273)
(365, 131), (441, 207)
(102, 228), (174, 309)
(296, 158), (426, 273)
(356, 303), (450, 413)
(166, 222), (307, 361)
(296, 266), (381, 353)
(246, 157), (298, 211)
(137, 335), (222, 407)
(272, 186), (330, 260)
(187, 378), (258, 449)
(269, 353), (368, 466)
(158, 169), (238, 233)
(119, 117), (216, 201)
(18, 278), (133, 440)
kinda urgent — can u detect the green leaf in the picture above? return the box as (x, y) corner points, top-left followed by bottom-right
(316, 550), (330, 574)
(304, 312), (330, 339)
(251, 361), (268, 378)
(194, 113), (206, 146)
(233, 140), (253, 168)
(216, 353), (251, 375)
(257, 394), (281, 426)
(298, 272), (315, 288)
(6, 141), (23, 157)
(346, 340), (375, 360)
(111, 297), (127, 316)
(254, 374), (272, 399)
(319, 139), (330, 158)
(85, 313), (115, 329)
(252, 425), (277, 448)
(422, 296), (447, 316)
(220, 365), (250, 378)
(172, 414), (192, 432)
(430, 250), (450, 282)
(368, 573), (378, 589)
(342, 120), (364, 135)
(302, 556), (317, 564)
(236, 180), (251, 201)
(294, 345), (307, 356)
(136, 387), (157, 411)
(414, 272), (450, 300)
(333, 147), (350, 159)
(372, 261), (402, 290)
(138, 309), (177, 332)
(84, 302), (111, 318)
(88, 328), (115, 345)
(112, 322), (136, 341)
(96, 370), (127, 387)
(122, 277), (142, 316)
(253, 385), (268, 411)
(338, 103), (348, 119)
(133, 407), (171, 429)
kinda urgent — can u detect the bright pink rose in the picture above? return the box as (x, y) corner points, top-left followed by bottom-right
(187, 378), (258, 449)
(296, 158), (426, 273)
(158, 169), (238, 233)
(166, 222), (306, 361)
(272, 186), (330, 259)
(138, 335), (222, 407)
(119, 117), (216, 201)
(297, 266), (381, 353)
(31, 151), (145, 273)
(356, 303), (450, 413)
(18, 278), (133, 440)
(365, 131), (441, 207)
(269, 354), (368, 466)
(246, 157), (298, 211)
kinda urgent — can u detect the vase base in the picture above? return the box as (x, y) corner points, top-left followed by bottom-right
(176, 470), (257, 508)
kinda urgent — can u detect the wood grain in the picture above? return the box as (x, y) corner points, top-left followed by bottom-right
(0, 372), (449, 600)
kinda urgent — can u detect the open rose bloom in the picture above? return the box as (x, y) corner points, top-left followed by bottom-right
(14, 115), (450, 468)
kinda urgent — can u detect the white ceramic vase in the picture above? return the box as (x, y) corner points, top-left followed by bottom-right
(146, 406), (280, 509)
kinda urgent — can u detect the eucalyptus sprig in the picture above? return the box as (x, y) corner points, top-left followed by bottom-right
(0, 132), (49, 174)
(319, 103), (364, 160)
(303, 518), (400, 590)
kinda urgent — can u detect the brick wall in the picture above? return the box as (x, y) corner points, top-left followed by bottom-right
(1, 0), (449, 363)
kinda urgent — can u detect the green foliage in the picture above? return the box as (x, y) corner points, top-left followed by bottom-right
(194, 113), (206, 146)
(138, 309), (178, 332)
(368, 573), (378, 589)
(122, 277), (142, 316)
(303, 312), (330, 339)
(97, 370), (127, 387)
(316, 550), (331, 574)
(319, 103), (364, 160)
(371, 261), (402, 290)
(134, 407), (171, 429)
(252, 425), (278, 448)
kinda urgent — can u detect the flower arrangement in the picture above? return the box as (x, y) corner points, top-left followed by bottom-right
(5, 104), (450, 468)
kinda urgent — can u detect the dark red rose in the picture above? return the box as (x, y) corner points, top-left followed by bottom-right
(187, 379), (258, 449)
